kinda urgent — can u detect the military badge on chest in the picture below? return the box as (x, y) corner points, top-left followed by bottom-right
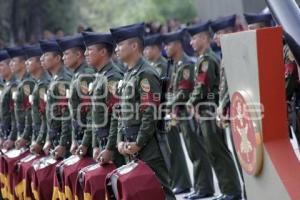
(140, 78), (150, 92)
(23, 84), (31, 96)
(80, 80), (89, 95)
(183, 68), (190, 80)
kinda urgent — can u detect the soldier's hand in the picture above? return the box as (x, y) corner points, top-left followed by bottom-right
(15, 138), (28, 149)
(3, 139), (15, 150)
(93, 147), (100, 161)
(76, 145), (88, 158)
(30, 142), (43, 155)
(43, 141), (52, 155)
(124, 142), (141, 155)
(117, 142), (127, 156)
(70, 142), (78, 155)
(53, 145), (66, 160)
(97, 149), (113, 165)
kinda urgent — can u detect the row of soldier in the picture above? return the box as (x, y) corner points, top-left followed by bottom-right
(0, 12), (294, 200)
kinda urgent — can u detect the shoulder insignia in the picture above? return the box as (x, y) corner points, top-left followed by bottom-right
(23, 84), (31, 96)
(58, 83), (66, 96)
(183, 68), (190, 80)
(201, 61), (209, 72)
(107, 81), (117, 95)
(80, 80), (89, 95)
(140, 78), (150, 92)
(11, 86), (17, 100)
(39, 87), (46, 100)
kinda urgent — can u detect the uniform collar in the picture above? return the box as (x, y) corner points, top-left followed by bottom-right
(74, 61), (88, 76)
(6, 75), (17, 86)
(127, 57), (144, 75)
(175, 53), (189, 66)
(37, 70), (50, 83)
(97, 60), (113, 75)
(52, 65), (65, 81)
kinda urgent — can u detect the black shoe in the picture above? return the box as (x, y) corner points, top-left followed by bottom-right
(212, 194), (242, 200)
(185, 192), (214, 199)
(172, 187), (190, 195)
(183, 191), (196, 199)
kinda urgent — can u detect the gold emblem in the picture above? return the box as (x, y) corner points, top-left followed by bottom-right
(80, 80), (89, 95)
(140, 78), (150, 92)
(58, 83), (66, 96)
(39, 88), (46, 100)
(107, 81), (117, 95)
(201, 61), (209, 72)
(23, 84), (31, 96)
(183, 68), (190, 80)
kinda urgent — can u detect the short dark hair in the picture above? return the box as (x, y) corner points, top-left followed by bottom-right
(128, 37), (144, 52)
(95, 43), (113, 56)
(70, 46), (85, 55)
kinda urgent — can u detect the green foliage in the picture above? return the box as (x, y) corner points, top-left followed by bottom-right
(0, 0), (197, 44)
(76, 0), (197, 32)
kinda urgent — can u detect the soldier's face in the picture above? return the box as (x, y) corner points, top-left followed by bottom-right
(0, 60), (11, 78)
(84, 45), (102, 67)
(115, 40), (132, 62)
(143, 46), (159, 61)
(9, 57), (25, 73)
(164, 42), (177, 58)
(62, 49), (79, 69)
(25, 57), (40, 74)
(190, 34), (205, 52)
(40, 52), (58, 70)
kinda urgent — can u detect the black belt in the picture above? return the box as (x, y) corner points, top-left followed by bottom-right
(122, 125), (140, 142)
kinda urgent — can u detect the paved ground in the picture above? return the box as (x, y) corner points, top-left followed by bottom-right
(175, 130), (245, 200)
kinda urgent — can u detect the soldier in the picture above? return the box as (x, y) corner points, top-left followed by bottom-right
(244, 12), (273, 30)
(16, 44), (51, 200)
(40, 39), (72, 159)
(211, 15), (242, 200)
(3, 47), (34, 151)
(110, 23), (176, 200)
(27, 45), (51, 155)
(0, 50), (16, 149)
(79, 31), (125, 167)
(30, 40), (72, 200)
(0, 49), (18, 198)
(144, 33), (192, 195)
(53, 35), (95, 199)
(143, 34), (168, 78)
(163, 29), (214, 199)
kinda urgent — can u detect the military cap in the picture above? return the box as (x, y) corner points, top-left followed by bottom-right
(57, 35), (85, 52)
(187, 21), (211, 36)
(39, 40), (61, 53)
(82, 32), (114, 46)
(0, 50), (10, 62)
(110, 22), (145, 43)
(23, 44), (43, 58)
(144, 34), (163, 47)
(6, 46), (26, 58)
(244, 13), (272, 26)
(162, 29), (186, 44)
(211, 14), (236, 33)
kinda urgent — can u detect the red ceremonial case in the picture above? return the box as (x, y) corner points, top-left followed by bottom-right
(31, 155), (60, 200)
(75, 163), (116, 200)
(0, 148), (29, 199)
(52, 155), (95, 200)
(105, 160), (165, 200)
